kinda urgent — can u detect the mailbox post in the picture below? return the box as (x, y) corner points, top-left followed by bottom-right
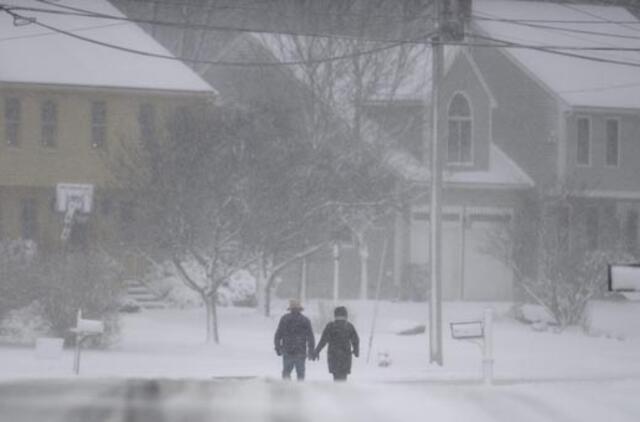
(482, 308), (493, 385)
(71, 309), (104, 375)
(450, 308), (494, 385)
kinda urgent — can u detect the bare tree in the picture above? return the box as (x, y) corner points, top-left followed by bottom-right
(114, 104), (255, 343)
(485, 185), (635, 328)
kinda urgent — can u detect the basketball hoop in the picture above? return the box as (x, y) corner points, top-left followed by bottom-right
(56, 183), (93, 242)
(56, 183), (94, 214)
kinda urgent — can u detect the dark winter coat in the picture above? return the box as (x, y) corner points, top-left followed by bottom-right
(314, 319), (359, 375)
(274, 310), (315, 356)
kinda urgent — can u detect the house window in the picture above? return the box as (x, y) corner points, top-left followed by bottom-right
(21, 198), (38, 240)
(585, 206), (599, 250)
(138, 103), (156, 144)
(5, 97), (21, 146)
(41, 100), (57, 147)
(576, 117), (590, 165)
(91, 101), (107, 149)
(447, 93), (472, 164)
(606, 119), (619, 166)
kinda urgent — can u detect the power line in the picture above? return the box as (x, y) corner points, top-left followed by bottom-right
(473, 15), (640, 25)
(7, 3), (640, 70)
(559, 2), (640, 35)
(465, 32), (640, 68)
(16, 2), (433, 44)
(558, 80), (640, 94)
(12, 3), (640, 52)
(113, 0), (437, 21)
(472, 14), (640, 41)
(0, 7), (435, 67)
(0, 21), (129, 43)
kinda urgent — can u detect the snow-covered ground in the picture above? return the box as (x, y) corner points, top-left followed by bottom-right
(2, 300), (639, 382)
(1, 300), (640, 421)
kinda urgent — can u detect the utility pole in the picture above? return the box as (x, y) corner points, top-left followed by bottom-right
(332, 242), (340, 304)
(428, 0), (444, 366)
(428, 0), (472, 366)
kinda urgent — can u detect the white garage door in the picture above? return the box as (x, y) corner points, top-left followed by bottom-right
(462, 213), (513, 301)
(410, 208), (514, 301)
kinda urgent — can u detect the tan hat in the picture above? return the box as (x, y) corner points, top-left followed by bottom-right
(288, 299), (303, 311)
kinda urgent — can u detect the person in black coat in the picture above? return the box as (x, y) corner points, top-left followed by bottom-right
(313, 306), (359, 381)
(274, 299), (315, 381)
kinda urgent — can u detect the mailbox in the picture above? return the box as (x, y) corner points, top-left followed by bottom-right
(71, 309), (104, 375)
(73, 318), (104, 335)
(450, 321), (484, 339)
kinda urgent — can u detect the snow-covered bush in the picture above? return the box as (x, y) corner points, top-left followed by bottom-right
(37, 251), (124, 347)
(142, 260), (203, 309)
(0, 301), (51, 345)
(142, 261), (257, 308)
(217, 270), (257, 307)
(0, 240), (39, 318)
(0, 248), (123, 347)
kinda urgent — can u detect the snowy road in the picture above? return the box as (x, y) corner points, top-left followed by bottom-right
(0, 378), (638, 422)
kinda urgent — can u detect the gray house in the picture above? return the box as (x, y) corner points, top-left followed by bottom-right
(395, 0), (640, 301)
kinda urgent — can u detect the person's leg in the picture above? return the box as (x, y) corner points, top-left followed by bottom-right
(294, 355), (306, 381)
(333, 373), (347, 382)
(282, 355), (294, 380)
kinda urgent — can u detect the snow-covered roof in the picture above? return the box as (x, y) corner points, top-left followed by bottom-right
(386, 143), (534, 190)
(474, 0), (640, 109)
(0, 0), (214, 93)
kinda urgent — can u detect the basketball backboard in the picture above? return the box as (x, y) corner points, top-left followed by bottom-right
(56, 183), (94, 214)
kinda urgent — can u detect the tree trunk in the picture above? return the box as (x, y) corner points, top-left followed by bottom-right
(259, 256), (274, 317)
(299, 256), (308, 302)
(359, 240), (369, 300)
(204, 293), (220, 344)
(204, 295), (213, 343)
(210, 294), (219, 344)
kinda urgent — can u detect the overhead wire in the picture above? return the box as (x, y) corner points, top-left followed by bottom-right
(464, 32), (640, 68)
(559, 1), (640, 35)
(4, 1), (640, 71)
(0, 6), (437, 67)
(13, 2), (431, 44)
(110, 0), (438, 21)
(472, 13), (640, 41)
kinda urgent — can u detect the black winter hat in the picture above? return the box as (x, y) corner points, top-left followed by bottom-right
(334, 306), (348, 318)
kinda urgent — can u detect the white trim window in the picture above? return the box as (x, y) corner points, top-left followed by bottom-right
(91, 100), (107, 149)
(576, 117), (590, 165)
(605, 118), (619, 167)
(41, 100), (57, 148)
(447, 93), (473, 164)
(4, 97), (20, 147)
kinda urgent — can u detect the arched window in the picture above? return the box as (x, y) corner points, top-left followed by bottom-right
(447, 93), (472, 164)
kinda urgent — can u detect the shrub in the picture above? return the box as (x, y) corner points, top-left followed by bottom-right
(0, 248), (123, 347)
(218, 270), (257, 307)
(518, 249), (636, 329)
(0, 240), (39, 319)
(0, 300), (51, 344)
(37, 251), (124, 346)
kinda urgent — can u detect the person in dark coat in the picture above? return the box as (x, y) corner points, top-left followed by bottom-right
(313, 306), (359, 381)
(274, 299), (315, 381)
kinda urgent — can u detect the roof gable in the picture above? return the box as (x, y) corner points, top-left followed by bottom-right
(474, 0), (640, 109)
(0, 0), (214, 93)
